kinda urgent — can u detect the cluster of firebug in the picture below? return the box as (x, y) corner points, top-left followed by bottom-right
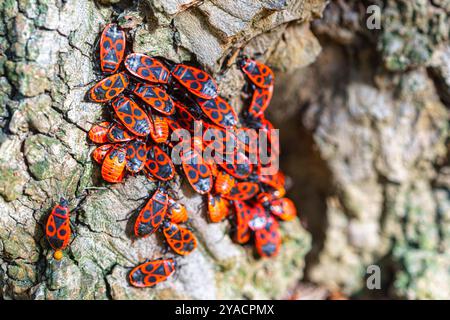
(45, 22), (298, 289)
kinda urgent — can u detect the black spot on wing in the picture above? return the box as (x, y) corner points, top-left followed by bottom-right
(152, 264), (166, 276)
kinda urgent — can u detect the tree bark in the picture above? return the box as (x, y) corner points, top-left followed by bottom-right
(0, 0), (323, 299)
(272, 0), (450, 299)
(2, 0), (449, 300)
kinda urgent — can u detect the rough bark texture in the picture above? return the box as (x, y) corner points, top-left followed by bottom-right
(271, 0), (450, 299)
(0, 0), (323, 299)
(1, 0), (449, 300)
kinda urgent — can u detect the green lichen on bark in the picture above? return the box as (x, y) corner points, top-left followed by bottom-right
(0, 0), (320, 299)
(380, 0), (449, 71)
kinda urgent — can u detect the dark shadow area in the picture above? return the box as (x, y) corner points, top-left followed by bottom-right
(269, 94), (334, 281)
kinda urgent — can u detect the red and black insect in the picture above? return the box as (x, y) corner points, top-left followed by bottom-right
(88, 121), (111, 144)
(149, 112), (169, 144)
(214, 170), (236, 195)
(248, 85), (273, 118)
(143, 168), (157, 182)
(46, 198), (71, 255)
(132, 83), (175, 115)
(254, 215), (281, 258)
(181, 147), (213, 194)
(145, 145), (175, 181)
(206, 159), (218, 177)
(165, 115), (189, 145)
(88, 72), (129, 103)
(192, 136), (204, 155)
(207, 193), (229, 223)
(162, 221), (197, 256)
(203, 125), (238, 156)
(173, 101), (198, 133)
(107, 123), (136, 143)
(235, 127), (259, 154)
(247, 203), (268, 231)
(99, 23), (126, 74)
(196, 96), (238, 129)
(238, 58), (274, 89)
(268, 197), (297, 221)
(129, 258), (176, 288)
(134, 187), (169, 237)
(171, 64), (218, 99)
(124, 53), (169, 83)
(168, 197), (188, 224)
(261, 118), (278, 150)
(258, 171), (286, 198)
(92, 144), (114, 164)
(258, 170), (285, 189)
(249, 116), (278, 159)
(111, 96), (151, 137)
(271, 187), (286, 199)
(216, 151), (253, 180)
(233, 200), (252, 244)
(101, 146), (126, 183)
(222, 181), (259, 201)
(125, 140), (147, 173)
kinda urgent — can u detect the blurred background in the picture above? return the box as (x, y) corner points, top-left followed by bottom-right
(270, 0), (450, 299)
